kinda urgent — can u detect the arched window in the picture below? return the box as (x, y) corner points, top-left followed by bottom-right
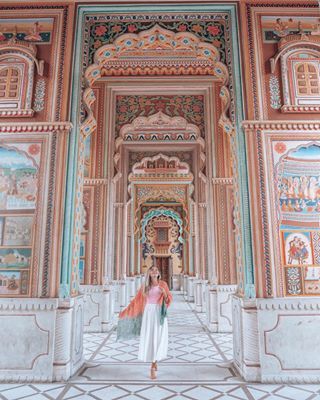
(270, 40), (320, 112)
(0, 42), (44, 117)
(294, 62), (320, 96)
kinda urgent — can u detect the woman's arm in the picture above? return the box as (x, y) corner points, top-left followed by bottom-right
(159, 281), (173, 307)
(119, 286), (144, 319)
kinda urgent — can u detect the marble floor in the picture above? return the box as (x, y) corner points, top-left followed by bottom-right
(1, 292), (320, 400)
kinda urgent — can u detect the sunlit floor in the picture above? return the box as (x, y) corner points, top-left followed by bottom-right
(0, 292), (319, 399)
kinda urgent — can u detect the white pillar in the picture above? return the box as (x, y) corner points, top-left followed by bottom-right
(53, 306), (73, 380)
(183, 274), (188, 296)
(194, 280), (203, 312)
(101, 286), (114, 332)
(53, 296), (84, 381)
(119, 280), (127, 311)
(128, 277), (136, 301)
(172, 274), (180, 290)
(201, 280), (208, 313)
(135, 275), (142, 293)
(206, 283), (218, 332)
(187, 276), (195, 302)
(111, 280), (120, 313)
(180, 273), (184, 292)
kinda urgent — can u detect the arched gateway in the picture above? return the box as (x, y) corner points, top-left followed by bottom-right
(0, 3), (319, 388)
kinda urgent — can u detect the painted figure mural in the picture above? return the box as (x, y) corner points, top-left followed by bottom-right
(274, 143), (320, 296)
(0, 145), (39, 296)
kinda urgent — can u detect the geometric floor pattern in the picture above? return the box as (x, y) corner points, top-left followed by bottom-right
(1, 292), (320, 399)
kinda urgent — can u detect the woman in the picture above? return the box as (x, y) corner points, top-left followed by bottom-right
(117, 266), (172, 379)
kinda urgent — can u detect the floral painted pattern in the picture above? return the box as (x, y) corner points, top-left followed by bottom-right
(89, 20), (226, 64)
(116, 95), (205, 137)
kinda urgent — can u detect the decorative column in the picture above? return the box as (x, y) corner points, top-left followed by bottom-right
(209, 178), (237, 332)
(197, 203), (208, 279)
(114, 203), (125, 279)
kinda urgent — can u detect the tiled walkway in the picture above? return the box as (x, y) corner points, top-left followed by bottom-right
(1, 292), (320, 399)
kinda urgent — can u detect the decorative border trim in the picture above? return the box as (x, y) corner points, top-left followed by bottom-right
(258, 299), (320, 311)
(0, 298), (58, 311)
(0, 122), (72, 133)
(0, 109), (34, 117)
(217, 284), (238, 293)
(281, 105), (320, 113)
(84, 178), (108, 185)
(243, 121), (320, 130)
(212, 177), (233, 185)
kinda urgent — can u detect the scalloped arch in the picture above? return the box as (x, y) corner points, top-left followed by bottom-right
(141, 207), (184, 244)
(81, 24), (233, 138)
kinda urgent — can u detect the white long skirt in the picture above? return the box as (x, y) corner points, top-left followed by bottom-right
(138, 303), (168, 362)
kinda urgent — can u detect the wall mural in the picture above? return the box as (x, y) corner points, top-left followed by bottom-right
(261, 16), (320, 43)
(0, 144), (39, 296)
(88, 18), (227, 65)
(0, 18), (54, 44)
(274, 141), (320, 296)
(115, 95), (205, 138)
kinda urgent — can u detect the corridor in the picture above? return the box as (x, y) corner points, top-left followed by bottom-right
(0, 293), (319, 400)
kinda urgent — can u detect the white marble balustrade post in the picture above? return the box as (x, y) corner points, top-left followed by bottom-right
(172, 274), (180, 290)
(135, 275), (142, 293)
(206, 283), (218, 332)
(194, 280), (203, 312)
(180, 273), (184, 292)
(101, 285), (114, 332)
(119, 280), (127, 312)
(187, 276), (196, 302)
(183, 274), (188, 296)
(112, 280), (120, 313)
(125, 278), (130, 305)
(201, 280), (208, 313)
(128, 277), (136, 302)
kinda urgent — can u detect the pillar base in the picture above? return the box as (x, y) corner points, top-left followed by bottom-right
(82, 285), (114, 333)
(53, 295), (84, 381)
(206, 284), (237, 333)
(232, 295), (320, 383)
(187, 276), (196, 302)
(232, 295), (260, 382)
(0, 296), (84, 382)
